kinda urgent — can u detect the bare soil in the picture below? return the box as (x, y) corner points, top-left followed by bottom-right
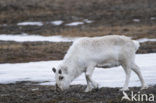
(0, 41), (155, 63)
(0, 81), (155, 103)
(0, 0), (156, 37)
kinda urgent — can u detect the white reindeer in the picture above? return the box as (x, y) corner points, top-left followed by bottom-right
(52, 35), (148, 92)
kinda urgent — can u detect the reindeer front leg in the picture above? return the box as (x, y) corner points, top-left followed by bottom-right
(85, 73), (93, 92)
(85, 64), (99, 92)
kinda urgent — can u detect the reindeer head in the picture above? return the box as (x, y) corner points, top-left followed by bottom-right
(52, 64), (71, 90)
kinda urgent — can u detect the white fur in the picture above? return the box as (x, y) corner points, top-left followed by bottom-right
(53, 35), (147, 92)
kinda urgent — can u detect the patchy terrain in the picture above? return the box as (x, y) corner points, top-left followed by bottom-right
(0, 0), (156, 37)
(0, 0), (156, 103)
(0, 0), (156, 63)
(0, 81), (156, 103)
(0, 41), (155, 63)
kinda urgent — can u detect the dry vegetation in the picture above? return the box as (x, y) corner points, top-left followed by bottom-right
(0, 41), (155, 63)
(0, 0), (156, 23)
(0, 41), (71, 63)
(56, 25), (156, 39)
(0, 0), (156, 38)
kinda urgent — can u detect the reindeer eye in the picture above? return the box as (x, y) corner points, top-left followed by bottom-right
(58, 69), (62, 74)
(59, 76), (64, 80)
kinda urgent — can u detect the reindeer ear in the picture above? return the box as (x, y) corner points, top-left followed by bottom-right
(52, 67), (56, 73)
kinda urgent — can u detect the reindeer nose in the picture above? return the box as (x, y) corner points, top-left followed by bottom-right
(55, 84), (59, 88)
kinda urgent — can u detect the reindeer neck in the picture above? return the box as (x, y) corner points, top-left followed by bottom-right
(63, 58), (84, 82)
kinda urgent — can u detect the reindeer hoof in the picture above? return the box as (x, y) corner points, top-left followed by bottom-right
(141, 85), (148, 90)
(85, 88), (92, 92)
(94, 88), (99, 91)
(93, 83), (99, 89)
(85, 86), (93, 92)
(120, 88), (129, 91)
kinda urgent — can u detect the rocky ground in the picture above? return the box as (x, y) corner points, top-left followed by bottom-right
(0, 81), (155, 103)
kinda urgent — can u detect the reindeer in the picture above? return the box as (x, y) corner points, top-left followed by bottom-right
(52, 35), (148, 92)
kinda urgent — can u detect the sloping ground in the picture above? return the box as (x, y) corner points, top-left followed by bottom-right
(0, 0), (156, 24)
(0, 41), (155, 63)
(0, 0), (156, 37)
(0, 81), (156, 103)
(0, 41), (71, 63)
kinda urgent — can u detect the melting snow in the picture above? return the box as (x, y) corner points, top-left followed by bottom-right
(0, 24), (7, 27)
(0, 34), (79, 42)
(151, 17), (156, 20)
(0, 34), (155, 43)
(83, 19), (93, 23)
(0, 53), (156, 88)
(137, 38), (156, 43)
(16, 19), (93, 27)
(133, 19), (140, 22)
(17, 22), (43, 26)
(51, 20), (63, 26)
(66, 22), (84, 26)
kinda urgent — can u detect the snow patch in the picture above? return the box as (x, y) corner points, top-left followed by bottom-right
(137, 38), (156, 43)
(0, 34), (155, 43)
(0, 24), (7, 27)
(17, 19), (93, 27)
(0, 53), (156, 88)
(133, 19), (140, 22)
(83, 19), (93, 23)
(0, 34), (156, 43)
(150, 17), (156, 20)
(50, 20), (63, 26)
(66, 22), (84, 26)
(0, 34), (78, 42)
(17, 22), (43, 26)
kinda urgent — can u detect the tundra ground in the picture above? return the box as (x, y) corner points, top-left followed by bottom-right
(0, 41), (155, 63)
(0, 81), (156, 103)
(0, 0), (156, 103)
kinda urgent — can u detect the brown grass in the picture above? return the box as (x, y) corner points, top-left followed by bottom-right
(56, 25), (156, 39)
(0, 41), (155, 63)
(0, 0), (156, 23)
(0, 0), (156, 39)
(0, 41), (72, 63)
